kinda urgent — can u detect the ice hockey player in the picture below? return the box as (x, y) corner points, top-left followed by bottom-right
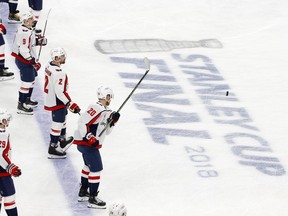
(11, 11), (47, 115)
(44, 47), (81, 159)
(108, 202), (127, 216)
(73, 86), (120, 209)
(0, 108), (22, 216)
(0, 19), (14, 81)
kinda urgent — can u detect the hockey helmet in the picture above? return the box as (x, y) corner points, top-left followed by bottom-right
(108, 202), (127, 216)
(21, 11), (33, 22)
(0, 108), (12, 126)
(50, 47), (67, 61)
(97, 86), (114, 100)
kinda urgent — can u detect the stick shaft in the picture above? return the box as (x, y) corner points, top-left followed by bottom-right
(99, 57), (150, 137)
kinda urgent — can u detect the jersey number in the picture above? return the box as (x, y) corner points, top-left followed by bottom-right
(0, 141), (6, 148)
(44, 76), (63, 94)
(87, 108), (96, 116)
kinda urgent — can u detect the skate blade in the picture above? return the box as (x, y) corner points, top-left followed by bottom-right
(48, 154), (67, 159)
(8, 20), (21, 24)
(87, 203), (106, 209)
(0, 76), (15, 81)
(78, 197), (89, 202)
(17, 110), (34, 115)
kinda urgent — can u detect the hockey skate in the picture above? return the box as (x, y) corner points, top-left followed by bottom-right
(87, 192), (106, 209)
(78, 186), (89, 202)
(48, 144), (66, 159)
(17, 102), (33, 115)
(8, 11), (21, 24)
(0, 68), (15, 81)
(26, 97), (38, 108)
(59, 136), (74, 152)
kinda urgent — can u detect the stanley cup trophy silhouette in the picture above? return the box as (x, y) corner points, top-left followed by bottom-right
(94, 38), (223, 54)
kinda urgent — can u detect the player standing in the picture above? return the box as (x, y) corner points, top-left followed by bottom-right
(44, 47), (81, 159)
(73, 86), (120, 209)
(11, 11), (47, 115)
(0, 108), (21, 216)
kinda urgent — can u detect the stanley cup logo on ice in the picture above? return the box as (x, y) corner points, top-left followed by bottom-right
(94, 38), (223, 54)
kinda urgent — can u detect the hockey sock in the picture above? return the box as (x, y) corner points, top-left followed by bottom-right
(50, 134), (60, 145)
(81, 165), (89, 188)
(60, 128), (66, 137)
(27, 88), (33, 98)
(88, 172), (101, 195)
(8, 3), (17, 13)
(4, 195), (17, 216)
(18, 92), (28, 103)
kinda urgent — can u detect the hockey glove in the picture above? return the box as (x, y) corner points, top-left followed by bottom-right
(36, 35), (47, 46)
(28, 58), (41, 71)
(0, 23), (6, 35)
(109, 111), (120, 127)
(7, 163), (21, 177)
(86, 133), (99, 147)
(67, 101), (81, 114)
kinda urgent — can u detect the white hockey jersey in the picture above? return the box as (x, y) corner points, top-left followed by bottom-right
(11, 24), (37, 63)
(44, 62), (71, 111)
(73, 102), (113, 148)
(0, 128), (12, 177)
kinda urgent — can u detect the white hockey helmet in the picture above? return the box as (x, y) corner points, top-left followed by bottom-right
(108, 202), (127, 216)
(97, 86), (114, 100)
(50, 47), (67, 61)
(0, 108), (12, 126)
(21, 11), (33, 22)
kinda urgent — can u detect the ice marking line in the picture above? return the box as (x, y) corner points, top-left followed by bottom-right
(33, 77), (94, 216)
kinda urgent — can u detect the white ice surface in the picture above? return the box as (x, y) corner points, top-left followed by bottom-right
(1, 0), (288, 215)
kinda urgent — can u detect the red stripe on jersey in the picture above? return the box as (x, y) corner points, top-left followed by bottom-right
(63, 75), (71, 101)
(3, 138), (11, 165)
(85, 112), (103, 133)
(11, 52), (30, 64)
(73, 140), (102, 149)
(0, 54), (5, 57)
(44, 105), (66, 111)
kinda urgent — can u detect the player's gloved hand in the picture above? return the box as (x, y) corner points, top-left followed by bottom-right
(85, 132), (99, 147)
(36, 35), (47, 46)
(28, 58), (41, 71)
(6, 163), (21, 177)
(109, 111), (120, 127)
(0, 23), (6, 35)
(67, 101), (81, 113)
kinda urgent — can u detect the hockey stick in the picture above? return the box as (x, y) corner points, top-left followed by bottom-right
(99, 57), (151, 137)
(37, 8), (52, 61)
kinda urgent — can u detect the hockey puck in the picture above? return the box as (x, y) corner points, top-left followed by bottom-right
(226, 91), (229, 96)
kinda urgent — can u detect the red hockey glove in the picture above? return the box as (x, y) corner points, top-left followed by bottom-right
(86, 133), (99, 146)
(7, 163), (22, 177)
(0, 23), (6, 35)
(109, 111), (120, 127)
(36, 35), (47, 46)
(28, 58), (41, 71)
(67, 101), (81, 113)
